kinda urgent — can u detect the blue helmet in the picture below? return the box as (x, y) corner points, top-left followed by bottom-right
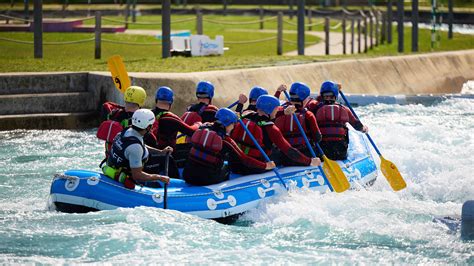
(289, 82), (311, 102)
(320, 80), (339, 98)
(215, 108), (238, 127)
(249, 86), (268, 101)
(256, 95), (280, 115)
(196, 81), (214, 99)
(155, 86), (174, 104)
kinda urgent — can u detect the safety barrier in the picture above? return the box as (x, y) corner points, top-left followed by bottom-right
(0, 7), (385, 58)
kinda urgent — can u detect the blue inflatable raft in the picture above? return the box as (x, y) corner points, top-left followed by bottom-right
(48, 130), (378, 221)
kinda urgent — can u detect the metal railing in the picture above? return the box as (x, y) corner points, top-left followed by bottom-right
(0, 7), (386, 58)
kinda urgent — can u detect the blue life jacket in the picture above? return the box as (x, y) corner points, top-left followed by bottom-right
(107, 129), (148, 174)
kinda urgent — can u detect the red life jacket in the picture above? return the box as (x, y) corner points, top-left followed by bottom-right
(315, 104), (350, 142)
(230, 114), (272, 158)
(274, 110), (308, 148)
(181, 104), (218, 125)
(181, 104), (217, 143)
(180, 105), (204, 144)
(189, 128), (223, 165)
(101, 102), (123, 121)
(152, 110), (176, 148)
(181, 110), (203, 126)
(97, 120), (124, 156)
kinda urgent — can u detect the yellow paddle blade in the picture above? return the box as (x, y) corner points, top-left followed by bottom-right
(176, 132), (186, 145)
(107, 55), (131, 94)
(380, 156), (407, 191)
(322, 155), (350, 193)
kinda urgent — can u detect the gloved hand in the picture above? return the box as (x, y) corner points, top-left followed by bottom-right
(238, 93), (248, 104)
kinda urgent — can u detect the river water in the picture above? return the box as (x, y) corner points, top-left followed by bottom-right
(0, 98), (473, 264)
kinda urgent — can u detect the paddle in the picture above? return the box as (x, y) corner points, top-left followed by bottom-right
(227, 100), (239, 109)
(339, 90), (407, 191)
(107, 55), (131, 94)
(237, 119), (288, 190)
(283, 91), (350, 193)
(163, 151), (170, 209)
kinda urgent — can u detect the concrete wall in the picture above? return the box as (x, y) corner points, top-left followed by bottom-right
(104, 49), (473, 113)
(1, 49), (472, 130)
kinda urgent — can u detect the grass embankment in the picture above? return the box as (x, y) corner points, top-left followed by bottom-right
(0, 14), (323, 72)
(0, 14), (472, 72)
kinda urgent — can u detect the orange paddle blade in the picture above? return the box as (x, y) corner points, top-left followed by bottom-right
(322, 155), (350, 193)
(107, 55), (131, 94)
(380, 156), (407, 191)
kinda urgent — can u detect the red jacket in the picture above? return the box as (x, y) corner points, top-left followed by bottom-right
(189, 124), (267, 170)
(181, 102), (219, 124)
(152, 108), (199, 149)
(313, 102), (364, 142)
(231, 111), (312, 166)
(274, 106), (322, 147)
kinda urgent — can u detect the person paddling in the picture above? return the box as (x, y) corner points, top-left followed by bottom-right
(274, 82), (322, 165)
(311, 81), (368, 160)
(152, 86), (202, 150)
(102, 109), (170, 189)
(97, 86), (157, 159)
(183, 108), (275, 186)
(180, 81), (219, 124)
(175, 81), (219, 166)
(150, 86), (202, 178)
(230, 95), (321, 175)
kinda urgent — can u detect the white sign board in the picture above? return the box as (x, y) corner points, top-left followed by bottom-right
(190, 35), (224, 56)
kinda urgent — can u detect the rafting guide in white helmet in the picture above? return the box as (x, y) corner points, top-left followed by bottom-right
(102, 109), (171, 189)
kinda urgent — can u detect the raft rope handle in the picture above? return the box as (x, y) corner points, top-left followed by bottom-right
(52, 173), (296, 198)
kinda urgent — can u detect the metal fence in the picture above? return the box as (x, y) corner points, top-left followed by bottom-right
(1, 1), (442, 59)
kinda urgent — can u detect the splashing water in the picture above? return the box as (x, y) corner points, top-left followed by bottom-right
(0, 99), (473, 264)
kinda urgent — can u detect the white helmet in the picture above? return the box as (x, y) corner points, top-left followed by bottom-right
(132, 109), (155, 129)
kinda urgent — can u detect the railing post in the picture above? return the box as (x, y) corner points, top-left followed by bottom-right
(397, 0), (404, 53)
(95, 11), (101, 59)
(289, 0), (294, 20)
(351, 18), (354, 54)
(196, 10), (203, 35)
(412, 0), (418, 52)
(24, 0), (29, 24)
(162, 0), (171, 58)
(297, 0), (305, 56)
(448, 0), (453, 39)
(363, 16), (368, 53)
(308, 8), (312, 31)
(33, 0), (42, 59)
(325, 17), (329, 55)
(387, 0), (393, 44)
(124, 0), (130, 29)
(342, 16), (346, 55)
(364, 16), (368, 53)
(62, 0), (67, 18)
(277, 12), (283, 55)
(357, 19), (361, 53)
(132, 0), (137, 23)
(223, 0), (227, 16)
(259, 6), (264, 30)
(369, 14), (373, 49)
(375, 11), (379, 46)
(381, 11), (386, 45)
